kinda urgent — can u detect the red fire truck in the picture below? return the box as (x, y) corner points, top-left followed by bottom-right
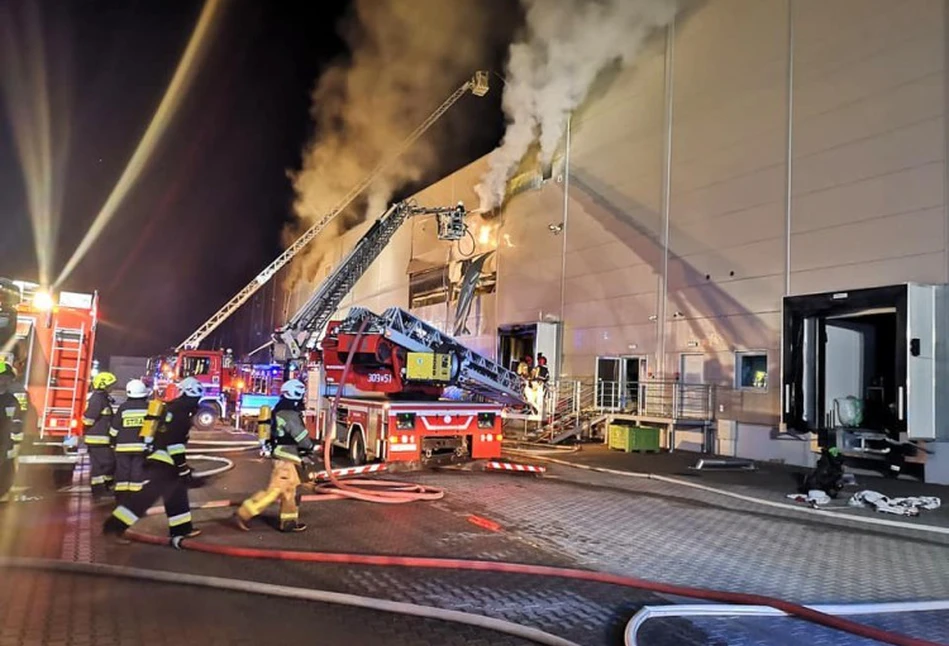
(299, 308), (521, 467)
(1, 279), (99, 487)
(146, 348), (238, 430)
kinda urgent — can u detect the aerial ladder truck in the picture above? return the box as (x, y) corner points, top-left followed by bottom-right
(269, 199), (527, 466)
(146, 71), (491, 429)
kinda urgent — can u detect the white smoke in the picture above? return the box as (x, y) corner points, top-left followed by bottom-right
(475, 0), (677, 210)
(286, 0), (510, 289)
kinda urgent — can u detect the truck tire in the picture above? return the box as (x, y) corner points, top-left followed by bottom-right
(194, 405), (219, 431)
(349, 431), (366, 466)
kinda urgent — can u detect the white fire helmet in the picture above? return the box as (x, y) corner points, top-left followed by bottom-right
(178, 377), (205, 398)
(126, 379), (150, 399)
(280, 379), (306, 401)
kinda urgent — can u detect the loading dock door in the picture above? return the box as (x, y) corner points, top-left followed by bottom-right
(783, 285), (908, 437)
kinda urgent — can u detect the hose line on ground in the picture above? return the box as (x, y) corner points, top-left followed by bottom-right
(505, 451), (949, 537)
(625, 601), (949, 646)
(0, 557), (577, 646)
(121, 530), (942, 646)
(301, 319), (444, 504)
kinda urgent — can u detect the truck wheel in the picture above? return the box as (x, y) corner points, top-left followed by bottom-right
(194, 406), (219, 431)
(349, 432), (366, 466)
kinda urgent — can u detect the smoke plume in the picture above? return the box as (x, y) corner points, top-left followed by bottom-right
(287, 0), (510, 289)
(475, 0), (677, 210)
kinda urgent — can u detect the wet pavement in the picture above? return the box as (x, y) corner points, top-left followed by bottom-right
(1, 429), (948, 645)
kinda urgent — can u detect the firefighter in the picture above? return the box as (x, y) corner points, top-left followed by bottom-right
(0, 362), (24, 503)
(84, 371), (118, 501)
(234, 379), (313, 533)
(102, 377), (204, 543)
(109, 379), (150, 505)
(532, 353), (550, 385)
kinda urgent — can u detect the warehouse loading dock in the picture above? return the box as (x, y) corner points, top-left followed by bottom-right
(782, 284), (949, 484)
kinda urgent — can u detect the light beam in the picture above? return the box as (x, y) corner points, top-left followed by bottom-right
(54, 0), (225, 287)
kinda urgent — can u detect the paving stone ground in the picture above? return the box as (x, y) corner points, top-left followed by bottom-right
(3, 430), (948, 645)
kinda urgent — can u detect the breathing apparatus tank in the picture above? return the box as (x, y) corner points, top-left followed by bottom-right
(257, 405), (273, 456)
(140, 398), (166, 442)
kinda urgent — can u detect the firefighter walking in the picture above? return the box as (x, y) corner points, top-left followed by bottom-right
(234, 379), (313, 533)
(103, 377), (204, 542)
(0, 362), (24, 503)
(84, 372), (118, 501)
(110, 379), (150, 505)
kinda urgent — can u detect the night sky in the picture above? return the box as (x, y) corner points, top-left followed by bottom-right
(0, 0), (511, 361)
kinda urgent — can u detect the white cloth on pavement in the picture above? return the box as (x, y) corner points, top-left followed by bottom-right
(785, 489), (832, 506)
(847, 490), (941, 517)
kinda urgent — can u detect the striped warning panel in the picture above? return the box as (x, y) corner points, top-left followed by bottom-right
(308, 463), (389, 481)
(483, 460), (546, 474)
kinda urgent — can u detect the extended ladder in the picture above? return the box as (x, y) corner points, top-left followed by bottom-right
(40, 324), (86, 438)
(274, 201), (467, 360)
(339, 307), (527, 407)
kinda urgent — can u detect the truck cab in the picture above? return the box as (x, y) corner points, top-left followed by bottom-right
(147, 349), (237, 430)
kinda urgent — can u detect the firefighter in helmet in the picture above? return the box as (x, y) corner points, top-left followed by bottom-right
(0, 362), (24, 503)
(84, 371), (118, 500)
(109, 379), (151, 505)
(103, 377), (204, 543)
(234, 379), (313, 533)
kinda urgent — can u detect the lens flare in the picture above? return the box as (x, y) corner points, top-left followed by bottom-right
(0, 0), (68, 286)
(54, 0), (225, 287)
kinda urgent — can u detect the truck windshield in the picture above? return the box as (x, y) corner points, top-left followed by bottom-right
(180, 356), (213, 377)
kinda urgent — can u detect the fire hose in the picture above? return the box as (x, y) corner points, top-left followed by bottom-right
(299, 319), (444, 505)
(126, 330), (943, 645)
(0, 557), (577, 646)
(120, 529), (943, 646)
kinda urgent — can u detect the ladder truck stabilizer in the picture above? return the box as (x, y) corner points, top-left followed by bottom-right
(274, 201), (467, 361)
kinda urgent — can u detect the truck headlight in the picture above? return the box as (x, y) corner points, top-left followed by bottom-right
(478, 412), (496, 429)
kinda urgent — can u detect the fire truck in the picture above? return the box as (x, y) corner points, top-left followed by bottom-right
(266, 198), (526, 467)
(1, 279), (99, 487)
(299, 307), (524, 466)
(145, 348), (237, 430)
(154, 72), (489, 393)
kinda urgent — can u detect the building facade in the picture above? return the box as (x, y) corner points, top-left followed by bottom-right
(283, 0), (949, 470)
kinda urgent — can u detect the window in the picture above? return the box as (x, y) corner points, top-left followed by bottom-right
(737, 352), (768, 390)
(409, 267), (449, 308)
(180, 356), (212, 377)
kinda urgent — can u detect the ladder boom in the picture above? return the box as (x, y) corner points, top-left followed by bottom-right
(275, 201), (467, 359)
(176, 71), (489, 351)
(338, 306), (527, 407)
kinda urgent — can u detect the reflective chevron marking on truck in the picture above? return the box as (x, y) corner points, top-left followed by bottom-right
(483, 461), (546, 474)
(307, 463), (389, 481)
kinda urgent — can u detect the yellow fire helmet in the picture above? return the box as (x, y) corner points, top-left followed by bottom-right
(92, 371), (117, 390)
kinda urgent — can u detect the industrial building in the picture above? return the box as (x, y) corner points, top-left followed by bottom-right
(282, 0), (949, 480)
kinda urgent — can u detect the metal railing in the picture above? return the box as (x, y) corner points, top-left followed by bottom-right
(507, 378), (716, 443)
(592, 379), (715, 421)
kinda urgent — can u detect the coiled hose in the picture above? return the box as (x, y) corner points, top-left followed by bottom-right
(300, 319), (444, 504)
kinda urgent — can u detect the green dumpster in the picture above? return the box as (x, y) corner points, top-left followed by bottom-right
(608, 423), (660, 453)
